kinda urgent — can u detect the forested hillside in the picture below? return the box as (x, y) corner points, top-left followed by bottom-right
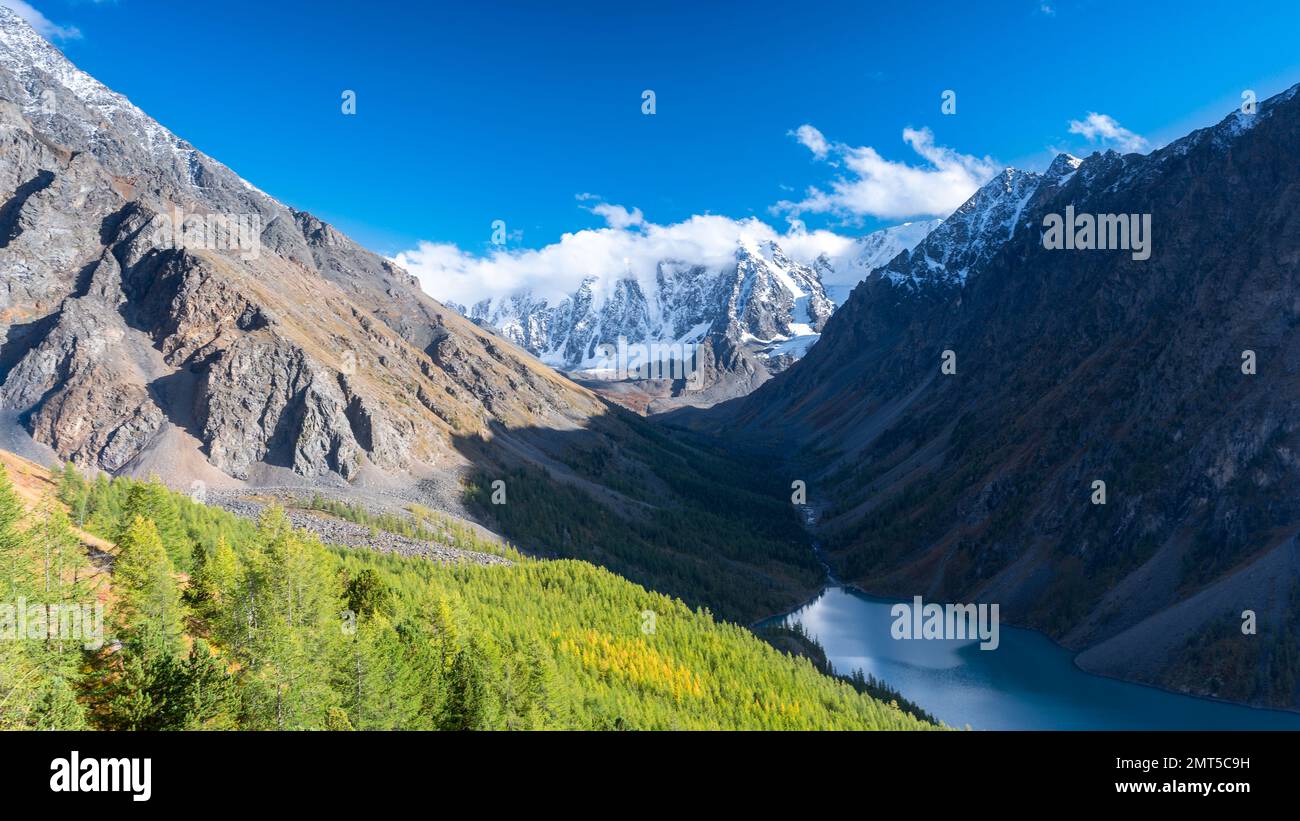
(0, 452), (935, 730)
(463, 414), (821, 624)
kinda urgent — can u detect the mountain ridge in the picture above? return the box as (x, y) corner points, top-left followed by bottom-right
(698, 82), (1300, 708)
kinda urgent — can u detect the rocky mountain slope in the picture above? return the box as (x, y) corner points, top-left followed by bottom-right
(0, 8), (614, 489)
(0, 8), (820, 622)
(705, 86), (1300, 707)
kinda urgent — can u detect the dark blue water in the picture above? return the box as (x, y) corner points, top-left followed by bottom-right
(766, 585), (1300, 730)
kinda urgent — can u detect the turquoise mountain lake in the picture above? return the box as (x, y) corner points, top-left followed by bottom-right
(765, 585), (1300, 730)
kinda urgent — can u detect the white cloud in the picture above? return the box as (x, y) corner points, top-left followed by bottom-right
(1067, 112), (1149, 153)
(792, 124), (831, 160)
(392, 203), (859, 309)
(0, 1), (82, 40)
(776, 125), (999, 221)
(586, 201), (644, 230)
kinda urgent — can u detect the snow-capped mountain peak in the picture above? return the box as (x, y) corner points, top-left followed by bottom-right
(451, 215), (937, 410)
(876, 166), (1047, 290)
(468, 237), (835, 373)
(818, 219), (943, 305)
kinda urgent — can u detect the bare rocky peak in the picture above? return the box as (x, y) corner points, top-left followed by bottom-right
(0, 8), (605, 490)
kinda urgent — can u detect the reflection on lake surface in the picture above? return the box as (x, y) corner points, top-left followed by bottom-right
(765, 585), (1300, 730)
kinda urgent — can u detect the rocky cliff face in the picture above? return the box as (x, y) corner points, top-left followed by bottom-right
(716, 85), (1300, 707)
(0, 7), (605, 486)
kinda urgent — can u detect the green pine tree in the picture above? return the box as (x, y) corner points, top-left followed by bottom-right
(113, 516), (185, 659)
(0, 463), (33, 600)
(237, 507), (344, 729)
(116, 481), (188, 570)
(441, 636), (495, 730)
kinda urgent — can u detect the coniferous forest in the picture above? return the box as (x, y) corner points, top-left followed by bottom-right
(0, 457), (935, 731)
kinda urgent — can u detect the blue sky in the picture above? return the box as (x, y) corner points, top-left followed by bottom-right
(10, 0), (1300, 301)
